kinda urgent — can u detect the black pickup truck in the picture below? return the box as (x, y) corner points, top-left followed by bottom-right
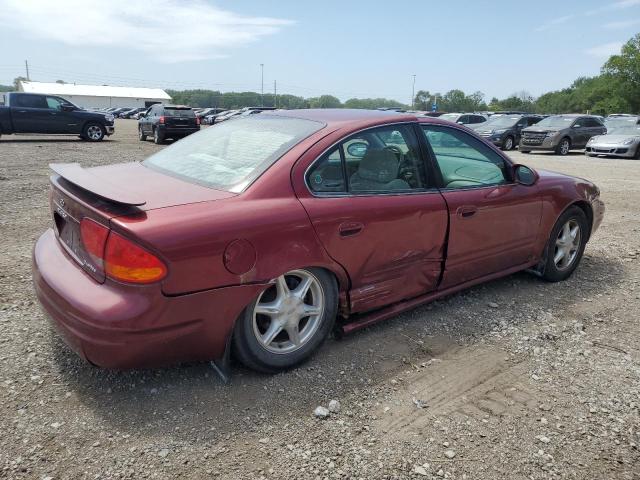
(0, 92), (115, 141)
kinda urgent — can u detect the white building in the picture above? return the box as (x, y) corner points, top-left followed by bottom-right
(18, 81), (171, 109)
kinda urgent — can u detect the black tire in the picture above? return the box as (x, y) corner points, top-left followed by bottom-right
(634, 145), (640, 160)
(83, 123), (105, 142)
(232, 267), (338, 373)
(541, 206), (588, 282)
(138, 125), (147, 141)
(501, 136), (515, 151)
(153, 127), (164, 145)
(555, 137), (571, 156)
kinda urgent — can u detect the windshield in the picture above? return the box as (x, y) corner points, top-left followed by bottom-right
(165, 108), (195, 118)
(483, 116), (521, 128)
(536, 116), (575, 128)
(605, 117), (639, 130)
(143, 115), (324, 192)
(608, 125), (640, 136)
(439, 113), (460, 122)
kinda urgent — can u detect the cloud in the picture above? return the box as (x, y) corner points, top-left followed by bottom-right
(584, 41), (623, 58)
(534, 14), (576, 32)
(0, 0), (293, 62)
(603, 19), (640, 29)
(585, 0), (640, 15)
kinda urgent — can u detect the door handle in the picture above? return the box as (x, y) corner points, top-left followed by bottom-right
(339, 222), (364, 237)
(456, 206), (478, 218)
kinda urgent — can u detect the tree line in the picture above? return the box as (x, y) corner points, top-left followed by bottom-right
(3, 33), (638, 115)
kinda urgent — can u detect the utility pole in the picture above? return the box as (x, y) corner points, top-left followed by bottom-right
(411, 74), (416, 110)
(260, 63), (264, 107)
(274, 80), (277, 109)
(25, 60), (30, 81)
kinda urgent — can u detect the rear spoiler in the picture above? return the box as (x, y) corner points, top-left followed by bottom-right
(50, 163), (146, 206)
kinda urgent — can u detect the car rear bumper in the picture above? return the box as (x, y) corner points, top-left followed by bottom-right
(32, 228), (267, 369)
(159, 126), (200, 136)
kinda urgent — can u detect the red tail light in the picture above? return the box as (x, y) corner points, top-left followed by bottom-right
(104, 231), (167, 284)
(159, 116), (165, 124)
(80, 218), (167, 284)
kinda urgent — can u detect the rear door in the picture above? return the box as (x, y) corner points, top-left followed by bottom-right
(420, 123), (542, 288)
(295, 123), (448, 313)
(10, 94), (50, 133)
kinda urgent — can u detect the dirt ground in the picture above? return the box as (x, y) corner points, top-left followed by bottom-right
(0, 119), (639, 479)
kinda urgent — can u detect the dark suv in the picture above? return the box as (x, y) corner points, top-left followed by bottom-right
(138, 104), (200, 144)
(470, 114), (542, 150)
(520, 114), (606, 155)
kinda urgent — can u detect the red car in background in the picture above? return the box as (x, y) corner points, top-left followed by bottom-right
(32, 109), (604, 373)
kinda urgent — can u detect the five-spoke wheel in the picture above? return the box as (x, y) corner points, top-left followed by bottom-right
(233, 268), (338, 372)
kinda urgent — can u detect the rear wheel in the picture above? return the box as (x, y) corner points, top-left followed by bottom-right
(634, 145), (640, 159)
(555, 137), (571, 156)
(83, 123), (105, 142)
(541, 206), (588, 282)
(232, 268), (338, 373)
(153, 128), (164, 145)
(502, 136), (515, 151)
(138, 125), (147, 141)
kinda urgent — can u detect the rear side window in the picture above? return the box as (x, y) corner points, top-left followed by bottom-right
(144, 115), (324, 192)
(13, 94), (47, 108)
(164, 108), (195, 118)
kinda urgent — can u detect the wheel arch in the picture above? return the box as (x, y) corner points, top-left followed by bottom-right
(569, 200), (593, 241)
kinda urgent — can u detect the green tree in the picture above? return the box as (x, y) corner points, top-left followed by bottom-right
(602, 33), (640, 112)
(308, 95), (342, 108)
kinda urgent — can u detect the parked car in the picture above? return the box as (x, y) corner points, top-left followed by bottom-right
(469, 114), (542, 150)
(520, 114), (606, 155)
(604, 115), (640, 132)
(0, 92), (114, 141)
(212, 109), (242, 124)
(120, 107), (147, 119)
(437, 112), (487, 125)
(137, 104), (200, 144)
(586, 123), (640, 159)
(33, 109), (604, 373)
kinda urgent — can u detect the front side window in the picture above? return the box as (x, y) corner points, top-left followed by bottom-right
(306, 124), (429, 194)
(46, 96), (67, 110)
(144, 115), (324, 192)
(421, 125), (508, 189)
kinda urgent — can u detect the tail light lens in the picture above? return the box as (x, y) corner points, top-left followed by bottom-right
(159, 116), (165, 124)
(80, 218), (109, 269)
(104, 231), (167, 284)
(80, 218), (167, 284)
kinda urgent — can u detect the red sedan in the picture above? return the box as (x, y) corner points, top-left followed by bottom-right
(32, 109), (605, 373)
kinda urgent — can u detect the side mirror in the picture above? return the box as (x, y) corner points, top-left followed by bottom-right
(513, 164), (538, 186)
(138, 112), (146, 118)
(61, 104), (75, 112)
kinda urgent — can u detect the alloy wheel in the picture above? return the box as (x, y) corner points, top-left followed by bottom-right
(252, 270), (325, 354)
(86, 125), (103, 141)
(554, 219), (581, 271)
(504, 137), (513, 150)
(560, 139), (570, 155)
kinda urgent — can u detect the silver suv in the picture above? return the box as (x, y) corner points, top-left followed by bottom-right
(520, 114), (606, 155)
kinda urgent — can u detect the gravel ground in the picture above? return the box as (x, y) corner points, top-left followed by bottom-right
(0, 120), (639, 479)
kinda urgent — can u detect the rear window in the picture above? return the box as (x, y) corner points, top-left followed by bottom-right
(143, 115), (324, 192)
(164, 107), (195, 118)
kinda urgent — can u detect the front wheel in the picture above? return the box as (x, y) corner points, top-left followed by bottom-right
(232, 268), (338, 373)
(501, 136), (515, 151)
(541, 206), (588, 282)
(83, 123), (105, 142)
(555, 137), (571, 156)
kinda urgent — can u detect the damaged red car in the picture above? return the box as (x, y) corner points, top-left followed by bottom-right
(32, 109), (604, 373)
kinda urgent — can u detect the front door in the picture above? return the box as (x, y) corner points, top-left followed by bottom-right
(44, 96), (80, 134)
(420, 124), (542, 288)
(295, 123), (448, 313)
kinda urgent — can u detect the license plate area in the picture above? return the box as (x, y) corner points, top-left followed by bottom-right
(54, 210), (83, 261)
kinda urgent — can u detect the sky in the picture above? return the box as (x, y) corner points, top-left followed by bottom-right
(0, 0), (638, 103)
